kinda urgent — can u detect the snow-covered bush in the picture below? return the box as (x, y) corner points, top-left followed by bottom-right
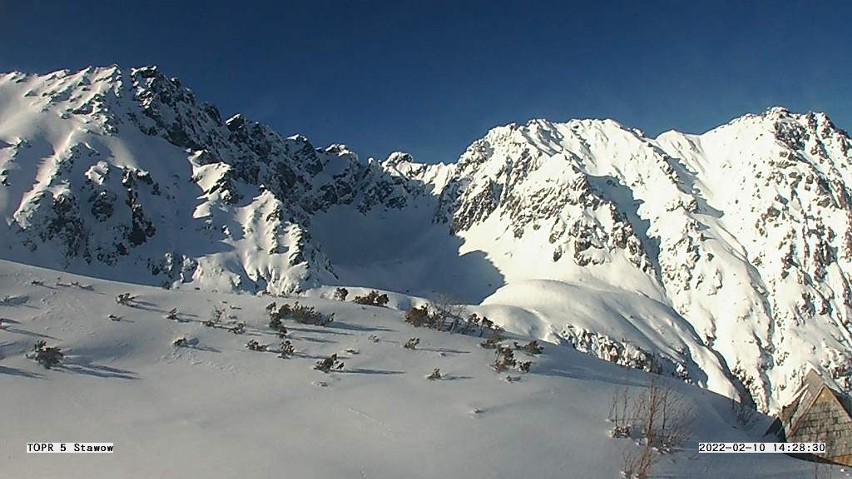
(427, 368), (442, 380)
(403, 337), (420, 350)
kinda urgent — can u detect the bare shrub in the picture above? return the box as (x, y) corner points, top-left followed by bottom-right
(611, 379), (694, 478)
(609, 386), (633, 438)
(622, 443), (658, 479)
(430, 294), (465, 332)
(333, 287), (349, 301)
(633, 379), (693, 452)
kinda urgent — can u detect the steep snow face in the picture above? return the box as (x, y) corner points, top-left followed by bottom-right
(655, 107), (852, 411)
(432, 112), (852, 411)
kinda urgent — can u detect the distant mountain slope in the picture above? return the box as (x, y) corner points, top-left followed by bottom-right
(2, 66), (852, 412)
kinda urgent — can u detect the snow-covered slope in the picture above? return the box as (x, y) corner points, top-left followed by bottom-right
(0, 259), (831, 478)
(2, 66), (852, 413)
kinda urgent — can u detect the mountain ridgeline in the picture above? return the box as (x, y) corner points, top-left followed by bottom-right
(1, 66), (851, 412)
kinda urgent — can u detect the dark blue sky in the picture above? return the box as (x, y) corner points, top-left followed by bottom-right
(1, 1), (849, 163)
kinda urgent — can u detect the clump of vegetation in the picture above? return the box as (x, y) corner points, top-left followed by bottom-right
(333, 287), (349, 301)
(514, 340), (544, 355)
(114, 292), (135, 305)
(403, 337), (420, 350)
(278, 340), (295, 358)
(404, 305), (429, 327)
(492, 345), (532, 373)
(173, 337), (189, 347)
(353, 290), (389, 307)
(269, 302), (333, 327)
(29, 340), (63, 369)
(314, 354), (344, 373)
(165, 308), (179, 320)
(405, 305), (498, 338)
(246, 340), (268, 352)
(427, 368), (442, 380)
(229, 322), (245, 334)
(492, 345), (517, 372)
(204, 306), (224, 327)
(107, 314), (121, 322)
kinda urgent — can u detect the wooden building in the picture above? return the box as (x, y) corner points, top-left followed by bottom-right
(766, 369), (852, 466)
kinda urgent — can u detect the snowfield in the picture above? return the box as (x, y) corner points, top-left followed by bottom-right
(3, 65), (852, 477)
(0, 259), (843, 478)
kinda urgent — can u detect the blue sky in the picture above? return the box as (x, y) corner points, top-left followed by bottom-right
(1, 1), (849, 163)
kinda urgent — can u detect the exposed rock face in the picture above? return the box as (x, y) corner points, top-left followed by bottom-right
(2, 66), (852, 412)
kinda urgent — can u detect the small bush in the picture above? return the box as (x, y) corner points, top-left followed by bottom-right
(278, 340), (295, 358)
(333, 287), (349, 301)
(270, 302), (333, 327)
(314, 354), (344, 373)
(353, 290), (389, 307)
(515, 340), (544, 355)
(246, 340), (268, 351)
(229, 322), (245, 334)
(165, 308), (179, 320)
(115, 292), (135, 305)
(403, 337), (420, 350)
(427, 368), (442, 380)
(173, 337), (188, 347)
(29, 340), (63, 369)
(405, 305), (429, 327)
(492, 346), (517, 372)
(204, 306), (224, 327)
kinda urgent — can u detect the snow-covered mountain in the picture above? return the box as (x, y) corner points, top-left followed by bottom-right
(2, 66), (851, 413)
